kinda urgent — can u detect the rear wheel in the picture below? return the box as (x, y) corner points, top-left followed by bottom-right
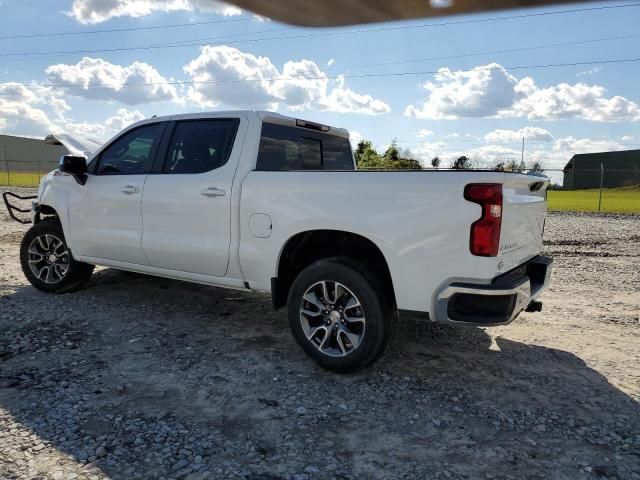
(20, 220), (94, 293)
(287, 257), (395, 372)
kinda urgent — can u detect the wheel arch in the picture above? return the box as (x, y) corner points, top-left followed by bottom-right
(35, 204), (59, 223)
(273, 229), (396, 310)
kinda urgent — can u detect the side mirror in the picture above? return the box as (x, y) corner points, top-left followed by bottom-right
(59, 155), (88, 185)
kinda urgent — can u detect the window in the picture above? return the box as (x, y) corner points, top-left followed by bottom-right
(164, 119), (239, 174)
(301, 138), (322, 169)
(322, 134), (355, 170)
(96, 124), (163, 175)
(256, 123), (354, 171)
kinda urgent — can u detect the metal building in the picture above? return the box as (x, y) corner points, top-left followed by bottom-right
(563, 150), (640, 189)
(0, 134), (67, 173)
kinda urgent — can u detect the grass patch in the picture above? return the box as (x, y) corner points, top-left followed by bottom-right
(548, 186), (640, 214)
(2, 172), (638, 214)
(0, 171), (46, 187)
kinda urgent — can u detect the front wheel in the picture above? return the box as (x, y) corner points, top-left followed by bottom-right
(20, 220), (94, 293)
(287, 257), (395, 372)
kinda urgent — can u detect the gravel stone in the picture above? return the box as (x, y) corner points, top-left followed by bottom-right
(0, 193), (638, 479)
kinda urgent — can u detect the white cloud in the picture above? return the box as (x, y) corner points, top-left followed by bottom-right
(576, 66), (602, 77)
(0, 81), (146, 141)
(318, 76), (391, 115)
(327, 59), (335, 67)
(0, 83), (69, 137)
(620, 135), (634, 141)
(405, 63), (640, 122)
(45, 57), (178, 105)
(405, 63), (520, 119)
(349, 130), (363, 148)
(416, 128), (434, 138)
(184, 46), (390, 114)
(64, 108), (146, 141)
(68, 0), (241, 24)
(403, 132), (629, 177)
(510, 79), (640, 122)
(485, 127), (554, 143)
(183, 46), (280, 110)
(552, 136), (624, 156)
(412, 141), (449, 164)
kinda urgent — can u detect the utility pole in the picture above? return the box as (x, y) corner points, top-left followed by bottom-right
(521, 137), (525, 165)
(598, 162), (604, 212)
(1, 144), (5, 185)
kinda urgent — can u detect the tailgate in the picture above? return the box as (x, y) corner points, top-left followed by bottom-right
(499, 174), (549, 269)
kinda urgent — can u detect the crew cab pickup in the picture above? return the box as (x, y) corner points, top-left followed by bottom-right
(12, 110), (552, 371)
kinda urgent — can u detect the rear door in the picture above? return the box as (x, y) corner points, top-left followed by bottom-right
(69, 122), (165, 265)
(140, 115), (245, 276)
(499, 174), (549, 267)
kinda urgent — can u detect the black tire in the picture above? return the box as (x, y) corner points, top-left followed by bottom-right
(20, 219), (94, 294)
(287, 257), (396, 373)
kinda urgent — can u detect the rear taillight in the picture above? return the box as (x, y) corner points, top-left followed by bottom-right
(464, 183), (502, 257)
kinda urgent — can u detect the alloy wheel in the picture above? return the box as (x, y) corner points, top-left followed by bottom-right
(27, 234), (70, 284)
(299, 280), (366, 357)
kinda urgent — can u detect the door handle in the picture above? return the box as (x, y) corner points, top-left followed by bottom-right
(121, 185), (139, 194)
(200, 187), (226, 197)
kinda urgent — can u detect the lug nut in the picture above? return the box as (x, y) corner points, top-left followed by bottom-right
(324, 310), (329, 315)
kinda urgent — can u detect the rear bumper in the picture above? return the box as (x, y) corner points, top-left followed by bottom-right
(434, 255), (553, 326)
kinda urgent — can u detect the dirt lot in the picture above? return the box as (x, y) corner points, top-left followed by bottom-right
(1, 190), (638, 480)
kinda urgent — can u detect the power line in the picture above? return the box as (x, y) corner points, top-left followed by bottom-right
(370, 139), (640, 147)
(2, 1), (638, 41)
(324, 33), (640, 72)
(4, 57), (639, 91)
(6, 26), (639, 69)
(2, 2), (640, 58)
(0, 17), (257, 41)
(0, 0), (58, 9)
(371, 143), (640, 151)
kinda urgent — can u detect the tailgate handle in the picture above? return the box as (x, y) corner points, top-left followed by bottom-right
(529, 181), (544, 192)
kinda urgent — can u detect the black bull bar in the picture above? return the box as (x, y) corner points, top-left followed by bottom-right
(2, 192), (37, 224)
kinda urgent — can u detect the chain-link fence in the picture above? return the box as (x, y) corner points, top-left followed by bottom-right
(0, 160), (53, 187)
(543, 168), (640, 214)
(0, 139), (63, 187)
(1, 160), (638, 213)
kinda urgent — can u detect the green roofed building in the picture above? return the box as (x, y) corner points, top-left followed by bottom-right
(563, 150), (640, 189)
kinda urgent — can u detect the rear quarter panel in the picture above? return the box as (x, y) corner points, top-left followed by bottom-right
(239, 171), (519, 313)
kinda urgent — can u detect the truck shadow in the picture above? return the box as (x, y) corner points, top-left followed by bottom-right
(0, 268), (638, 479)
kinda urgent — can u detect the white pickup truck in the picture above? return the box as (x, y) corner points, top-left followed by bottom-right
(7, 110), (552, 371)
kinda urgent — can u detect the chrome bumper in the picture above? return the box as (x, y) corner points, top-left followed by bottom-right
(435, 255), (553, 327)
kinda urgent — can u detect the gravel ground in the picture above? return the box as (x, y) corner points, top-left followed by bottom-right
(1, 188), (639, 480)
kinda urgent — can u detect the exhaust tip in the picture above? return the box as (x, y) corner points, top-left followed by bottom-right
(525, 300), (543, 313)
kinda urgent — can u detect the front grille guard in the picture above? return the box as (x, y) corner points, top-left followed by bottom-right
(2, 192), (37, 224)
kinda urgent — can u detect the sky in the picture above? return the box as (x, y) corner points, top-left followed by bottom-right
(1, 0), (639, 183)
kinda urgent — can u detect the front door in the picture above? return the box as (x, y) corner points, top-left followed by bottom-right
(141, 116), (244, 276)
(68, 123), (165, 265)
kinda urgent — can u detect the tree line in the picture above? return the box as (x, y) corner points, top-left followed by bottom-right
(354, 139), (422, 170)
(354, 139), (544, 173)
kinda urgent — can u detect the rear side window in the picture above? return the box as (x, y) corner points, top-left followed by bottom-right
(256, 123), (354, 171)
(164, 119), (239, 174)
